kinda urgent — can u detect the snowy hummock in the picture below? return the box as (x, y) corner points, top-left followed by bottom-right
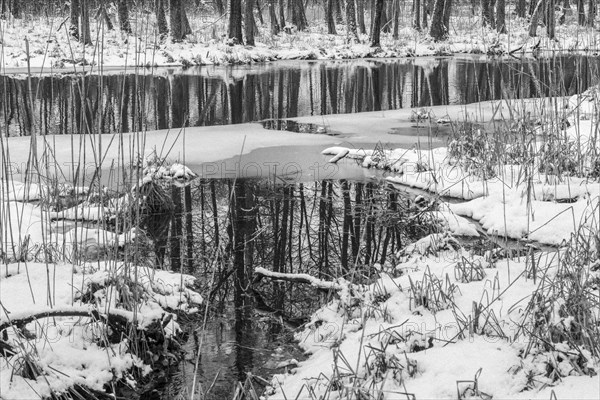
(0, 261), (202, 399)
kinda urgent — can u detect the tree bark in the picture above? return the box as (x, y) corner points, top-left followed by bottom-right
(229, 0), (244, 43)
(442, 0), (453, 33)
(356, 0), (367, 33)
(70, 0), (80, 39)
(291, 0), (308, 30)
(481, 0), (494, 28)
(269, 0), (280, 34)
(370, 0), (384, 46)
(393, 0), (400, 38)
(546, 0), (556, 37)
(80, 0), (92, 45)
(279, 0), (286, 29)
(118, 0), (132, 34)
(496, 0), (506, 33)
(516, 0), (526, 17)
(156, 0), (169, 36)
(429, 0), (447, 40)
(587, 0), (596, 26)
(346, 0), (359, 39)
(215, 0), (225, 14)
(529, 0), (544, 37)
(327, 0), (337, 33)
(413, 0), (421, 30)
(245, 0), (256, 45)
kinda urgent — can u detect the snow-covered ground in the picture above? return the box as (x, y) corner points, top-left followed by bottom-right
(0, 156), (201, 398)
(264, 89), (600, 398)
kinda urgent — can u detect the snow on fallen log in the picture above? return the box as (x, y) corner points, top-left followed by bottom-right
(254, 267), (345, 291)
(0, 306), (139, 333)
(321, 147), (370, 161)
(327, 148), (350, 163)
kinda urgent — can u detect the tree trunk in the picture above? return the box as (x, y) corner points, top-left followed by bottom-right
(156, 0), (169, 36)
(291, 0), (308, 30)
(529, 0), (544, 37)
(346, 0), (359, 39)
(481, 0), (494, 27)
(269, 0), (280, 34)
(327, 0), (337, 33)
(279, 0), (286, 29)
(393, 0), (400, 38)
(9, 0), (19, 18)
(370, 0), (384, 46)
(215, 0), (225, 14)
(429, 0), (446, 40)
(413, 0), (421, 30)
(229, 0), (244, 43)
(577, 0), (585, 25)
(357, 0), (367, 33)
(80, 0), (92, 45)
(516, 0), (526, 17)
(442, 0), (453, 33)
(245, 0), (256, 45)
(587, 0), (596, 26)
(335, 0), (344, 23)
(496, 0), (506, 33)
(99, 2), (114, 30)
(422, 0), (429, 28)
(256, 0), (265, 25)
(118, 0), (132, 34)
(546, 0), (556, 37)
(70, 0), (80, 39)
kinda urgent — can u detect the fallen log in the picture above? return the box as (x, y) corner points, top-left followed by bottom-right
(253, 267), (345, 291)
(0, 306), (136, 334)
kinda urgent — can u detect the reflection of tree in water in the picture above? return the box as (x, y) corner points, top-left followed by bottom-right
(2, 57), (596, 136)
(159, 178), (447, 398)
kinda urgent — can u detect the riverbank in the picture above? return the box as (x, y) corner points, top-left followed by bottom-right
(1, 10), (600, 71)
(263, 85), (600, 399)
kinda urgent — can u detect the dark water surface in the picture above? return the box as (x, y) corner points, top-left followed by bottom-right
(2, 56), (599, 136)
(160, 177), (436, 399)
